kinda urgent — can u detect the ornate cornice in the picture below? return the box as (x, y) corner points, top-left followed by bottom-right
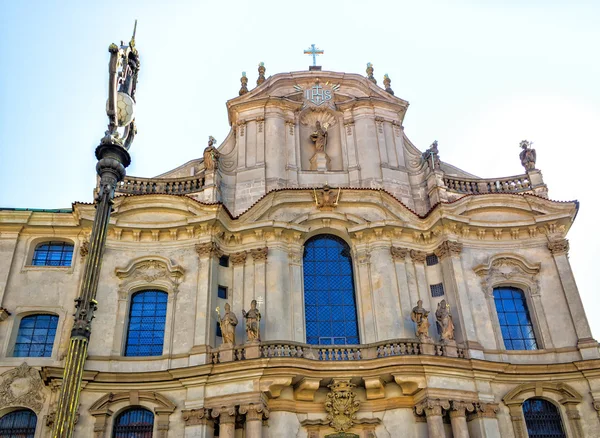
(182, 408), (212, 426)
(410, 250), (427, 264)
(390, 246), (408, 262)
(231, 251), (248, 266)
(250, 247), (268, 263)
(548, 238), (569, 256)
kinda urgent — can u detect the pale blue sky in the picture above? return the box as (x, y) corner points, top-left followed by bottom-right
(1, 1), (599, 335)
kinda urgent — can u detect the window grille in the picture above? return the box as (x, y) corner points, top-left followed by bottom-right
(31, 241), (74, 266)
(219, 255), (229, 267)
(14, 314), (58, 357)
(217, 285), (228, 299)
(493, 287), (538, 350)
(124, 290), (167, 357)
(430, 283), (445, 297)
(303, 235), (359, 346)
(0, 409), (37, 438)
(113, 408), (154, 438)
(523, 398), (566, 438)
(426, 254), (439, 266)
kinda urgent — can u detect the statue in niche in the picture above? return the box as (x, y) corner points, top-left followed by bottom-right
(411, 300), (431, 340)
(309, 121), (331, 171)
(310, 121), (329, 152)
(435, 299), (455, 342)
(242, 299), (261, 342)
(216, 303), (238, 345)
(203, 136), (219, 171)
(519, 140), (536, 171)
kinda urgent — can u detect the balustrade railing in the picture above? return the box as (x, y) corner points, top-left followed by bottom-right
(210, 339), (466, 364)
(444, 174), (532, 195)
(115, 174), (206, 195)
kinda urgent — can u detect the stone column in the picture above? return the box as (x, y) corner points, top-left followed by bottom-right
(391, 247), (413, 337)
(182, 408), (214, 438)
(564, 403), (584, 438)
(467, 403), (500, 438)
(194, 243), (221, 351)
(288, 246), (305, 342)
(240, 403), (269, 438)
(354, 248), (377, 343)
(449, 401), (474, 438)
(547, 239), (599, 358)
(231, 251), (247, 343)
(435, 241), (483, 358)
(506, 403), (527, 438)
(211, 407), (236, 438)
(415, 398), (450, 438)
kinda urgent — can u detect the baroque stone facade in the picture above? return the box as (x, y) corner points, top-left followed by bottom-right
(0, 66), (598, 437)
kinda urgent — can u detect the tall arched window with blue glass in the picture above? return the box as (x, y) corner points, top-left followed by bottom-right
(124, 290), (167, 356)
(493, 286), (538, 350)
(303, 235), (359, 345)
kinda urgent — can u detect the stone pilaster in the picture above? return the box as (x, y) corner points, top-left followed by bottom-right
(354, 248), (376, 343)
(370, 244), (403, 340)
(410, 250), (431, 317)
(565, 404), (584, 438)
(548, 238), (599, 358)
(506, 404), (527, 438)
(466, 403), (501, 438)
(415, 398), (450, 438)
(239, 403), (269, 438)
(391, 246), (413, 336)
(288, 247), (305, 342)
(182, 408), (214, 438)
(449, 401), (474, 438)
(211, 406), (236, 438)
(194, 242), (222, 352)
(231, 251), (247, 342)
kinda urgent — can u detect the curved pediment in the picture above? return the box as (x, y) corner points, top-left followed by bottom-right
(226, 70), (408, 125)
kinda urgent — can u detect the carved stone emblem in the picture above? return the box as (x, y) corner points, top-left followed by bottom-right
(325, 379), (360, 433)
(295, 81), (340, 108)
(0, 363), (46, 413)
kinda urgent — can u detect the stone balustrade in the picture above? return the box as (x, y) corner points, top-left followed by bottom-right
(210, 339), (466, 364)
(444, 174), (532, 195)
(115, 174), (206, 195)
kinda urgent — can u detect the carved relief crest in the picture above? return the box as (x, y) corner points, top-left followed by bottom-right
(474, 254), (541, 297)
(325, 379), (360, 433)
(115, 257), (184, 289)
(0, 363), (46, 413)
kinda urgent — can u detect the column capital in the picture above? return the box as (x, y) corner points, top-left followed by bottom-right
(390, 246), (409, 262)
(231, 251), (248, 265)
(468, 402), (500, 420)
(195, 241), (223, 258)
(250, 247), (268, 263)
(548, 238), (569, 256)
(414, 398), (450, 417)
(434, 240), (463, 260)
(449, 400), (475, 418)
(410, 250), (427, 265)
(211, 406), (237, 424)
(182, 408), (212, 426)
(239, 402), (269, 421)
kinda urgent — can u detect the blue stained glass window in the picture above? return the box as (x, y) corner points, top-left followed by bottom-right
(523, 398), (565, 438)
(31, 241), (74, 266)
(113, 408), (154, 437)
(303, 235), (359, 345)
(493, 287), (538, 350)
(124, 291), (167, 357)
(0, 409), (37, 437)
(14, 314), (58, 357)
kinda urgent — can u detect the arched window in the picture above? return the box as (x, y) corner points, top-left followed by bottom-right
(493, 287), (538, 350)
(31, 241), (74, 266)
(523, 398), (565, 438)
(0, 409), (37, 437)
(124, 290), (167, 357)
(13, 314), (58, 357)
(303, 235), (359, 345)
(112, 408), (154, 437)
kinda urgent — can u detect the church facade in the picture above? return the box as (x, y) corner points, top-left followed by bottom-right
(0, 63), (599, 438)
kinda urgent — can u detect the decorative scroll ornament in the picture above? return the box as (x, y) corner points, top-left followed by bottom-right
(474, 253), (541, 297)
(325, 380), (360, 433)
(115, 257), (184, 286)
(0, 363), (46, 413)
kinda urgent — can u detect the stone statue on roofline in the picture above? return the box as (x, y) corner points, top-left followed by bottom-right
(411, 300), (431, 341)
(216, 303), (238, 345)
(242, 299), (261, 342)
(422, 140), (441, 170)
(203, 136), (219, 171)
(519, 140), (536, 171)
(435, 299), (455, 342)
